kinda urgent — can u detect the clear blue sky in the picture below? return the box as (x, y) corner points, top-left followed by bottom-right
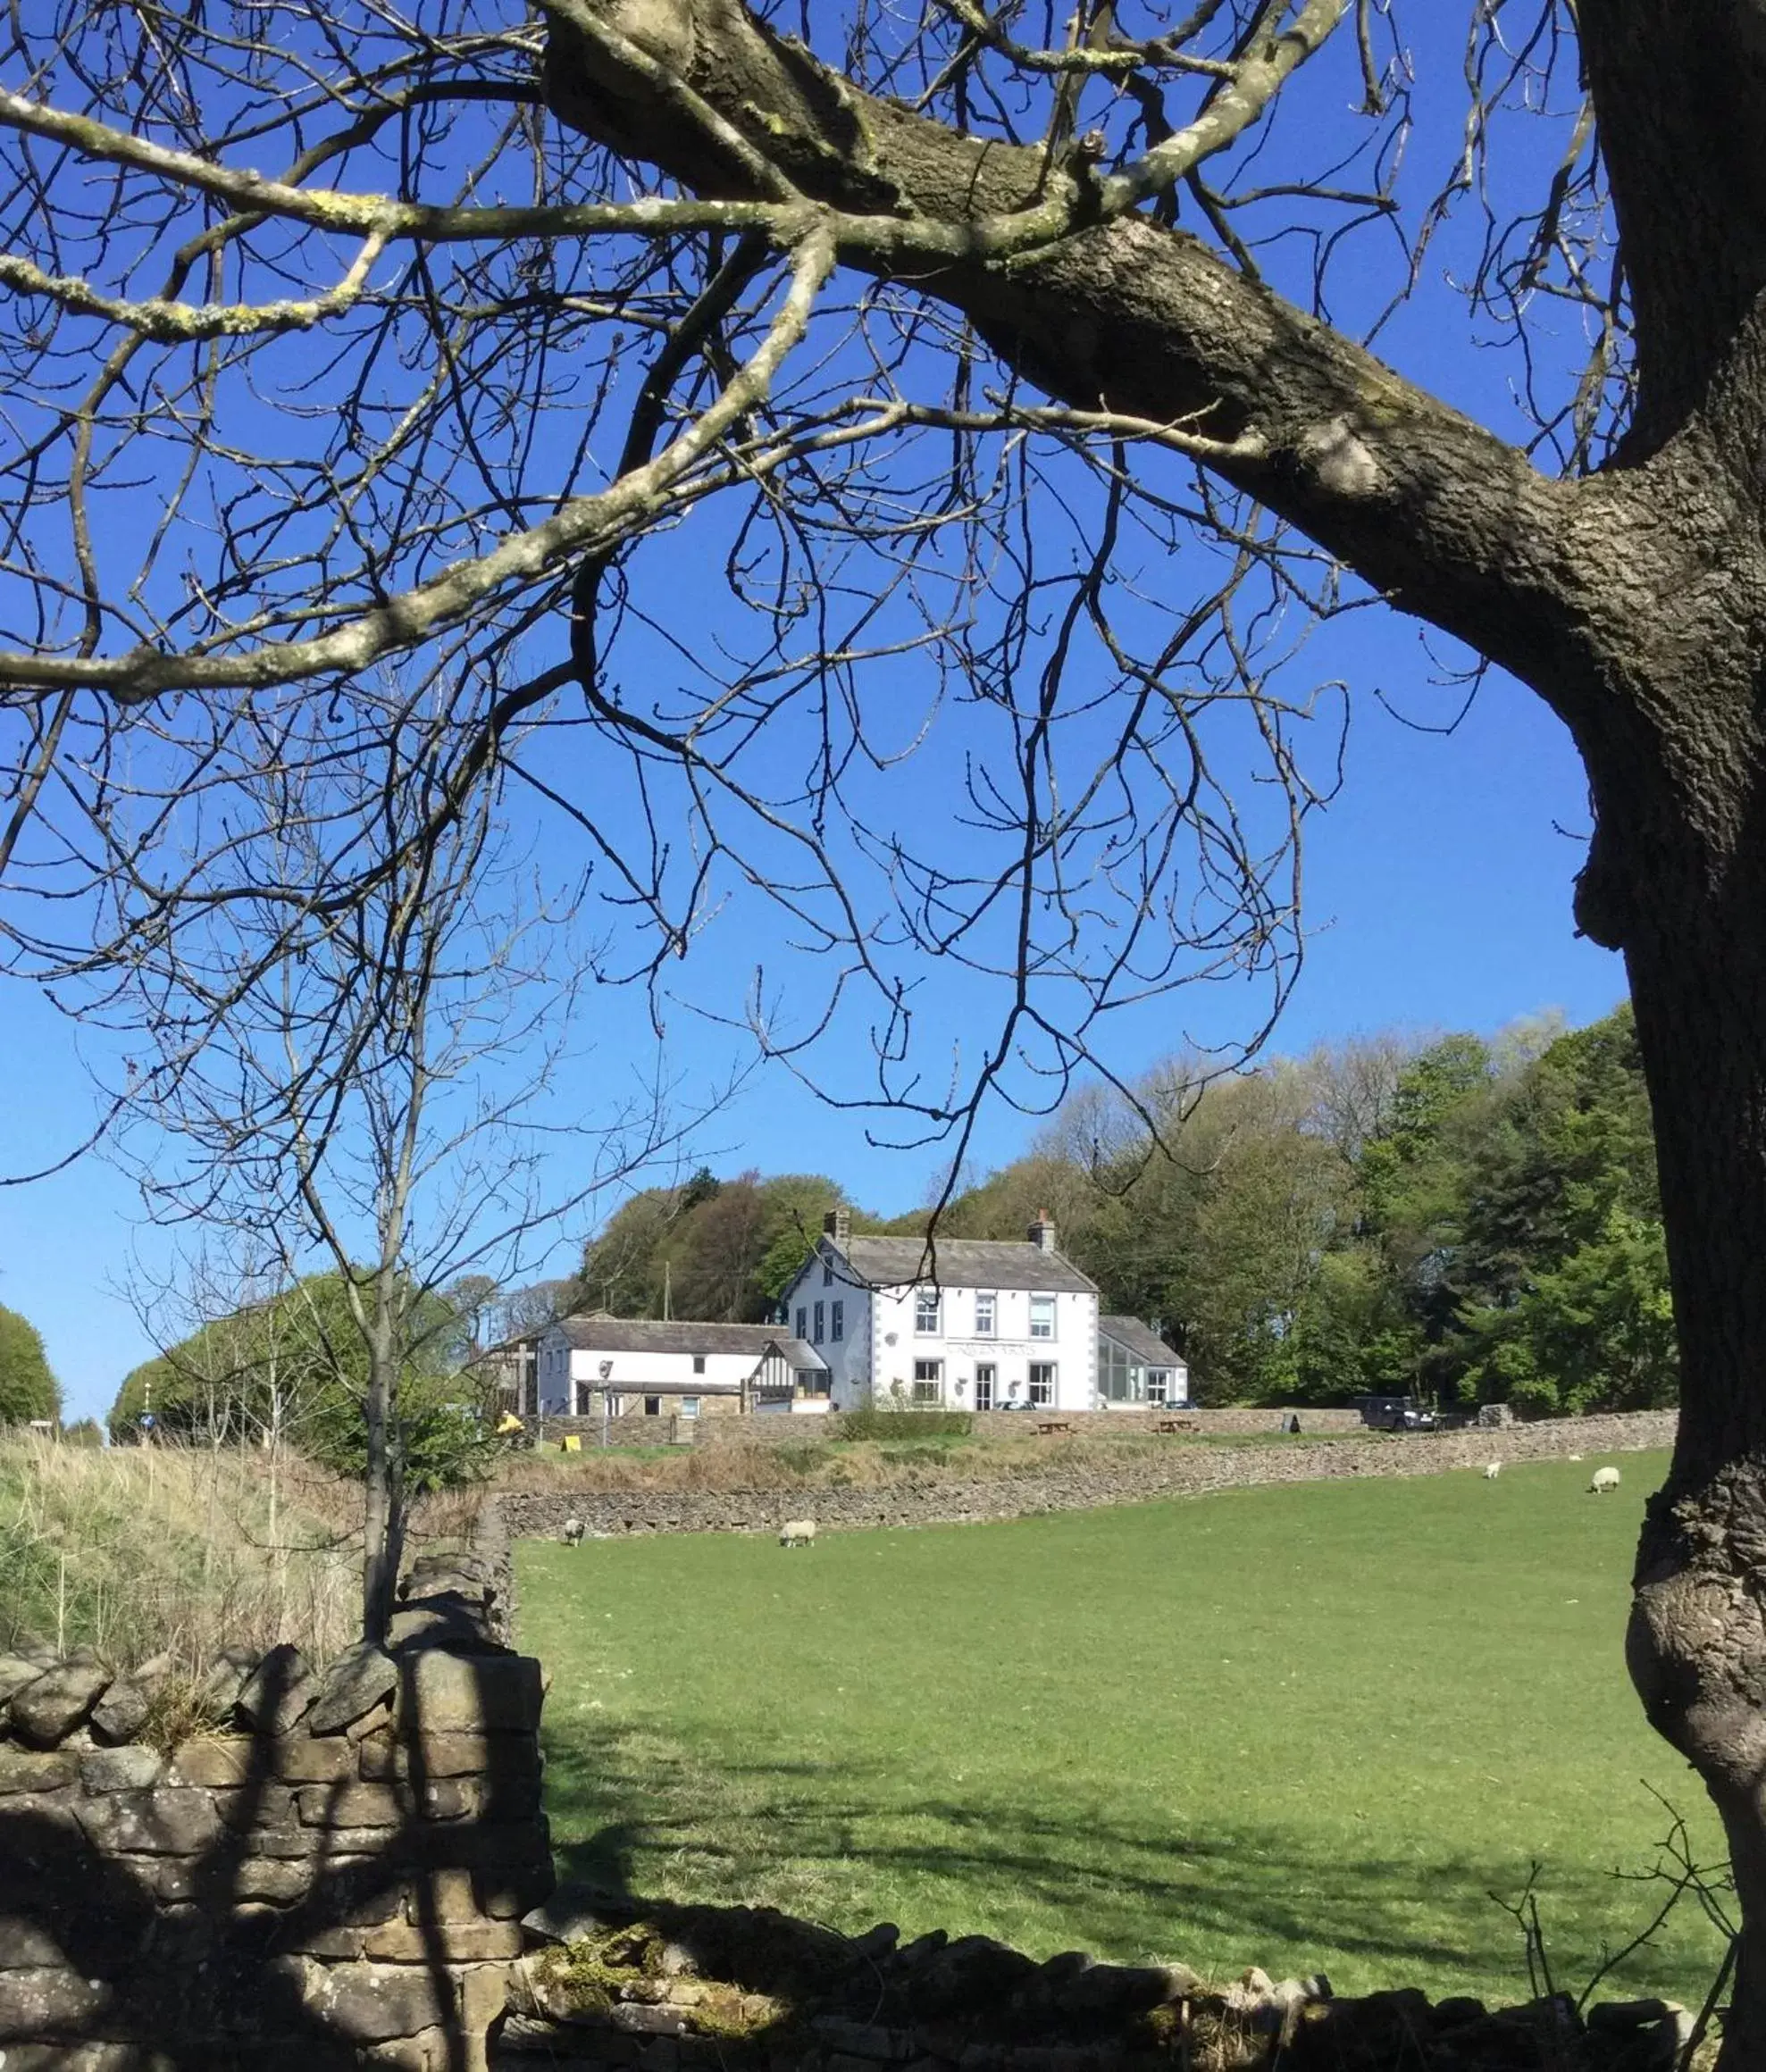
(1, 639), (1624, 1425)
(0, 6), (1626, 1424)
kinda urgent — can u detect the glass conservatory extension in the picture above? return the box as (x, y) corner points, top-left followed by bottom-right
(1096, 1330), (1180, 1407)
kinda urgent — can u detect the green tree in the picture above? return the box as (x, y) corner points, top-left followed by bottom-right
(0, 1306), (61, 1426)
(1448, 1007), (1673, 1412)
(107, 1271), (476, 1471)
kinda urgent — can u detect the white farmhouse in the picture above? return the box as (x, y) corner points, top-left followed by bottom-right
(535, 1315), (829, 1420)
(775, 1210), (1105, 1413)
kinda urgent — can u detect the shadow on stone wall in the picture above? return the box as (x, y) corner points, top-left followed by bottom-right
(0, 1550), (554, 2070)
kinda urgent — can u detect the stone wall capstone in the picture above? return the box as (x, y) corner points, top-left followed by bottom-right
(499, 1411), (1678, 1541)
(0, 1546), (554, 2071)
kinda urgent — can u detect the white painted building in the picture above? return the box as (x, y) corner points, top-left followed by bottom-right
(774, 1211), (1104, 1413)
(536, 1315), (829, 1419)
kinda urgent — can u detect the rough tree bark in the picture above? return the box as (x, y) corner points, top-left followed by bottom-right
(548, 0), (1766, 2052)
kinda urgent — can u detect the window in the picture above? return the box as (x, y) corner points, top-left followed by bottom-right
(975, 1364), (995, 1411)
(974, 1291), (996, 1336)
(795, 1306), (808, 1340)
(1147, 1372), (1168, 1408)
(915, 1287), (942, 1334)
(644, 1395), (662, 1417)
(1029, 1294), (1055, 1340)
(813, 1300), (825, 1344)
(575, 1382), (591, 1416)
(692, 1354), (706, 1375)
(831, 1300), (844, 1342)
(1099, 1334), (1136, 1404)
(682, 1396), (701, 1418)
(1028, 1363), (1056, 1406)
(912, 1358), (942, 1404)
(823, 1257), (834, 1286)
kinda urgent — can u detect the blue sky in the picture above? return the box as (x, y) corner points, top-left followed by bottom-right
(0, 4), (1628, 1424)
(1, 631), (1623, 1426)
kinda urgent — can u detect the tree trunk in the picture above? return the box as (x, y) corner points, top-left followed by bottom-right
(1615, 814), (1766, 2060)
(361, 1336), (405, 1649)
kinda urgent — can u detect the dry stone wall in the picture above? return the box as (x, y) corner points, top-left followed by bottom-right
(0, 1548), (553, 2071)
(499, 1411), (1678, 1541)
(685, 1408), (1372, 1449)
(496, 1885), (1695, 2072)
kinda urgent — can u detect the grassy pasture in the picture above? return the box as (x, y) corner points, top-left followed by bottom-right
(520, 1450), (1730, 2009)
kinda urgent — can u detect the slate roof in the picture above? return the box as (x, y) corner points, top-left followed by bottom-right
(548, 1316), (828, 1369)
(830, 1236), (1097, 1296)
(1098, 1315), (1184, 1368)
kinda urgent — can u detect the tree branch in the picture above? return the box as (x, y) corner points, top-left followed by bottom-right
(543, 0), (1611, 727)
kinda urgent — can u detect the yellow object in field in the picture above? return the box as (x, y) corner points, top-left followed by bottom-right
(497, 1412), (524, 1437)
(561, 1434), (582, 1452)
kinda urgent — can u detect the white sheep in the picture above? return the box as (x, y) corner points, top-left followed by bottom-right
(1589, 1466), (1621, 1494)
(779, 1518), (817, 1549)
(1567, 1452), (1583, 1463)
(562, 1516), (585, 1547)
(1483, 1461), (1502, 1481)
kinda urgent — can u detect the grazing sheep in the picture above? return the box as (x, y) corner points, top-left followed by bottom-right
(779, 1518), (817, 1549)
(1589, 1466), (1621, 1495)
(1567, 1452), (1583, 1463)
(1483, 1461), (1502, 1481)
(562, 1516), (585, 1547)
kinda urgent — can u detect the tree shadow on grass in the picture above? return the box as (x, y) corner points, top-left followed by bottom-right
(541, 1729), (1721, 2005)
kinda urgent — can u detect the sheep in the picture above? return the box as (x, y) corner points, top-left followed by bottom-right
(1567, 1452), (1583, 1463)
(1589, 1466), (1621, 1494)
(779, 1518), (817, 1549)
(1483, 1461), (1502, 1481)
(562, 1516), (585, 1547)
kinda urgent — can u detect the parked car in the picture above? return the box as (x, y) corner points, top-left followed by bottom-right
(1356, 1394), (1437, 1433)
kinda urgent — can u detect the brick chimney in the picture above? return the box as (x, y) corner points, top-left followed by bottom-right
(824, 1206), (851, 1247)
(1028, 1210), (1057, 1254)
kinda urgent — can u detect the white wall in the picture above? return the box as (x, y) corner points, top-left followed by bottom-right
(778, 1243), (874, 1408)
(536, 1330), (756, 1413)
(774, 1243), (1110, 1415)
(867, 1283), (1097, 1413)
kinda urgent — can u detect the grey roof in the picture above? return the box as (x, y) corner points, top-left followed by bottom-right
(1099, 1315), (1184, 1369)
(831, 1236), (1097, 1296)
(550, 1316), (827, 1369)
(767, 1337), (827, 1371)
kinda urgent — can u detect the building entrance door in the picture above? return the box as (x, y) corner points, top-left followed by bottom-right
(975, 1365), (995, 1411)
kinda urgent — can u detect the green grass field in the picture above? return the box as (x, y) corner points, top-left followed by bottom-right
(518, 1450), (1730, 2009)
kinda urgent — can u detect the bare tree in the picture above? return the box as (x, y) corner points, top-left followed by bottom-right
(6, 0), (1766, 2051)
(113, 703), (690, 1642)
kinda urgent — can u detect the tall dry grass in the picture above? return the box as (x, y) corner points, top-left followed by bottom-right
(0, 1433), (492, 1675)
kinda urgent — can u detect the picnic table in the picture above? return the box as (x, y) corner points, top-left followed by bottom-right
(1154, 1416), (1200, 1433)
(1034, 1419), (1075, 1435)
